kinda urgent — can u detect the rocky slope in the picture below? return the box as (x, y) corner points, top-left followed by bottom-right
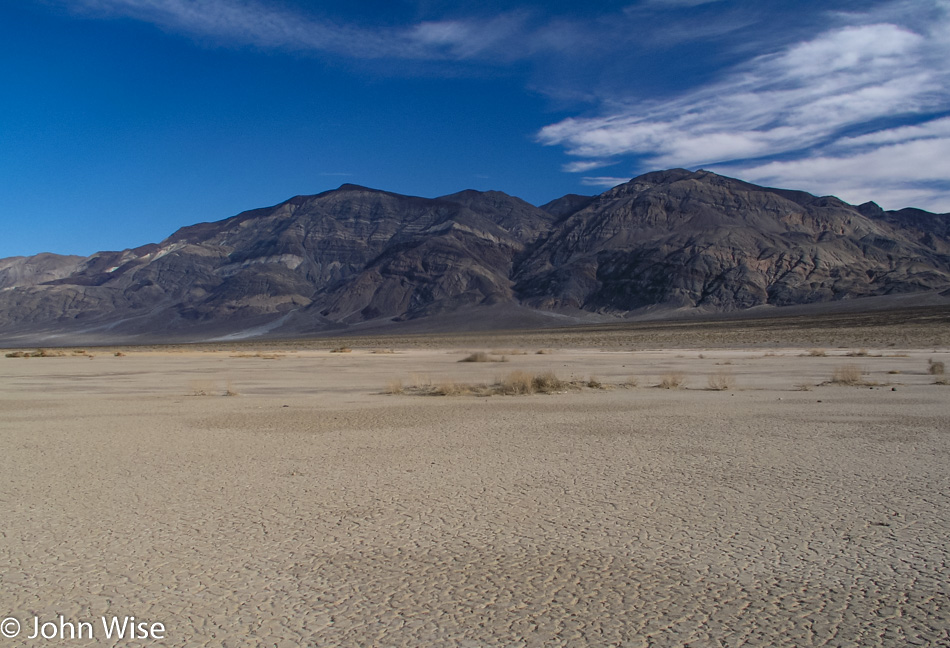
(516, 169), (950, 313)
(0, 170), (947, 343)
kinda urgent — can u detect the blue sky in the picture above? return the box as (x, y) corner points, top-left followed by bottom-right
(2, 0), (949, 258)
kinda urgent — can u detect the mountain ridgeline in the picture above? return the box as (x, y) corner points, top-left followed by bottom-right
(1, 169), (948, 343)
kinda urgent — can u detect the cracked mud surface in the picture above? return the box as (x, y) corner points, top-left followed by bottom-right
(1, 347), (948, 646)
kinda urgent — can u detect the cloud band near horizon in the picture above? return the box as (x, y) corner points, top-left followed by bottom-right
(541, 0), (950, 211)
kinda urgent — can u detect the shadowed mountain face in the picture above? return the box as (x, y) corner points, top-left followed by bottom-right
(516, 169), (950, 312)
(1, 170), (948, 343)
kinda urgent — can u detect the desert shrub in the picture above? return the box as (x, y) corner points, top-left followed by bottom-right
(390, 371), (566, 397)
(535, 349), (553, 355)
(330, 346), (352, 353)
(114, 351), (125, 357)
(928, 359), (946, 375)
(459, 352), (506, 363)
(807, 348), (827, 357)
(658, 372), (687, 389)
(934, 376), (950, 385)
(830, 364), (864, 385)
(794, 382), (814, 391)
(29, 348), (65, 358)
(5, 351), (26, 358)
(498, 371), (535, 395)
(432, 380), (467, 396)
(707, 370), (735, 391)
(532, 371), (565, 393)
(622, 376), (639, 388)
(846, 349), (869, 357)
(587, 375), (602, 389)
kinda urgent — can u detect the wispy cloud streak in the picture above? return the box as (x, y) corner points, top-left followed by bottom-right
(540, 0), (950, 210)
(54, 0), (533, 60)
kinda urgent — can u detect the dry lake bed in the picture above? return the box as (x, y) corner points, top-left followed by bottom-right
(1, 330), (949, 646)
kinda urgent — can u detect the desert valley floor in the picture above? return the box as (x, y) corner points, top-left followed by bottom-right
(1, 314), (949, 647)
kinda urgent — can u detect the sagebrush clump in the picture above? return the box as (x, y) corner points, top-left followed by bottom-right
(658, 373), (687, 389)
(707, 370), (735, 391)
(388, 371), (567, 397)
(459, 351), (507, 363)
(830, 364), (864, 385)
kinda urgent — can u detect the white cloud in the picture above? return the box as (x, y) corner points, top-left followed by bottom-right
(562, 160), (616, 173)
(65, 0), (382, 55)
(408, 15), (528, 59)
(539, 21), (940, 163)
(721, 134), (950, 211)
(838, 116), (950, 148)
(581, 176), (630, 188)
(539, 1), (950, 211)
(54, 0), (533, 60)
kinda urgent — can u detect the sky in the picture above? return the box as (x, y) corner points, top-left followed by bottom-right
(1, 0), (949, 258)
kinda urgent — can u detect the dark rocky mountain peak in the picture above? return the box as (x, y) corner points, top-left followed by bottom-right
(1, 169), (947, 344)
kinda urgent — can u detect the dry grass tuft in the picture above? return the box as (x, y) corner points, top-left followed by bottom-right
(707, 370), (735, 391)
(928, 358), (945, 375)
(934, 376), (950, 385)
(5, 348), (66, 358)
(806, 348), (827, 357)
(330, 346), (353, 353)
(587, 375), (603, 389)
(658, 372), (687, 389)
(830, 364), (866, 386)
(531, 371), (565, 393)
(190, 378), (237, 396)
(432, 380), (467, 396)
(794, 382), (814, 391)
(497, 370), (567, 395)
(621, 376), (639, 388)
(371, 349), (396, 354)
(393, 370), (567, 397)
(459, 351), (507, 363)
(497, 371), (535, 395)
(846, 348), (870, 357)
(535, 349), (553, 355)
(231, 352), (284, 359)
(114, 351), (126, 357)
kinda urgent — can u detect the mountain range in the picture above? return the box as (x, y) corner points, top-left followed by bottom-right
(1, 169), (948, 344)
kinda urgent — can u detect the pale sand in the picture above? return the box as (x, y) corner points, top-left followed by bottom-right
(1, 345), (949, 647)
